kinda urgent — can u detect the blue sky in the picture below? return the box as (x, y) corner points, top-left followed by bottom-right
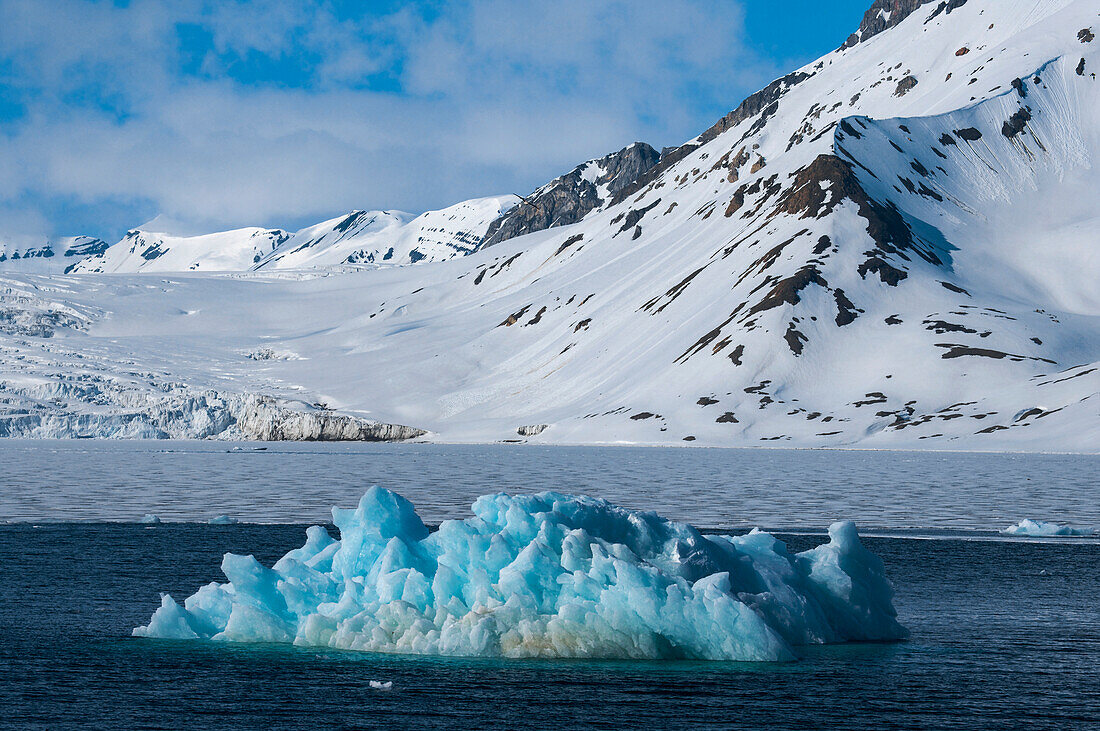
(0, 0), (871, 242)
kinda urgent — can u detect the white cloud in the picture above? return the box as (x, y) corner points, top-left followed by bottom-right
(0, 0), (781, 240)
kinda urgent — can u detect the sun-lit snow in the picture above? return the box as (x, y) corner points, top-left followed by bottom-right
(133, 487), (906, 661)
(66, 196), (518, 274)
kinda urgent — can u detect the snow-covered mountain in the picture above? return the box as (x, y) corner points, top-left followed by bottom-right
(63, 195), (519, 274)
(1, 0), (1098, 448)
(0, 237), (109, 273)
(68, 228), (292, 273)
(256, 195), (519, 270)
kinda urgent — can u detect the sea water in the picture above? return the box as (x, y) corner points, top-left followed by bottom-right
(1, 441), (1098, 728)
(1, 440), (1097, 531)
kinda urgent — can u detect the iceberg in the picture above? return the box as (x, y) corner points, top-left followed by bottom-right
(208, 515), (239, 525)
(1001, 519), (1096, 537)
(141, 514), (162, 525)
(133, 488), (907, 661)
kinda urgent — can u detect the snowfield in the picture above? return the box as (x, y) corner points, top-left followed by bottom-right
(133, 487), (907, 661)
(1, 0), (1098, 449)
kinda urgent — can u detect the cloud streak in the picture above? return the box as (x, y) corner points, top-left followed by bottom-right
(0, 0), (788, 239)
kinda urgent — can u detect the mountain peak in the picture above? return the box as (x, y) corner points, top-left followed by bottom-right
(481, 142), (661, 248)
(842, 0), (968, 49)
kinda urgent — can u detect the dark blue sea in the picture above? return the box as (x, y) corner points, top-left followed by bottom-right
(1, 442), (1098, 729)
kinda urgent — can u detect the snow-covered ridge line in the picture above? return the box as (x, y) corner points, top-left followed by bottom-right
(58, 195), (521, 274)
(482, 142), (662, 248)
(0, 236), (110, 273)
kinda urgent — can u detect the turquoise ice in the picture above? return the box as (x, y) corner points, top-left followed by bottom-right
(134, 487), (907, 661)
(1002, 519), (1096, 537)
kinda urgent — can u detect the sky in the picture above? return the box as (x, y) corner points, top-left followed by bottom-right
(0, 0), (872, 243)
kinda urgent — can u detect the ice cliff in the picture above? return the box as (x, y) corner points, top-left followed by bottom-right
(134, 488), (907, 662)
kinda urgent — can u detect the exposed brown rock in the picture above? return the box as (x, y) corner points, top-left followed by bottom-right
(894, 75), (918, 96)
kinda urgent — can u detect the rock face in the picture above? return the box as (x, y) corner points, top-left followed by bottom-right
(62, 236), (111, 259)
(842, 0), (968, 49)
(481, 142), (661, 248)
(610, 71), (811, 208)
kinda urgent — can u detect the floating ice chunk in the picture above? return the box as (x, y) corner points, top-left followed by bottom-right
(1001, 519), (1095, 537)
(134, 488), (907, 662)
(369, 680), (393, 690)
(208, 515), (239, 525)
(141, 514), (162, 525)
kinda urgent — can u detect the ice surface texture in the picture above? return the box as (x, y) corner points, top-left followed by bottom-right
(1002, 519), (1096, 537)
(133, 488), (907, 661)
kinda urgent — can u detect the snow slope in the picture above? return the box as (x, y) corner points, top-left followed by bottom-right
(1, 0), (1098, 448)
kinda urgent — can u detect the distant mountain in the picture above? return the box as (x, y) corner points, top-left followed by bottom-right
(68, 228), (292, 273)
(6, 149), (656, 276)
(256, 196), (519, 270)
(10, 145), (662, 276)
(64, 196), (520, 274)
(1, 0), (1097, 449)
(0, 236), (109, 273)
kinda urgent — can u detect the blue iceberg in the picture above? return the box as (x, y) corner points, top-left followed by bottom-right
(133, 488), (907, 661)
(1001, 519), (1096, 537)
(208, 515), (239, 525)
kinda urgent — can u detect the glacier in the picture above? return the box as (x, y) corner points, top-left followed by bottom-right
(133, 488), (906, 662)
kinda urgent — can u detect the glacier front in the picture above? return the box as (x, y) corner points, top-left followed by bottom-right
(133, 488), (906, 662)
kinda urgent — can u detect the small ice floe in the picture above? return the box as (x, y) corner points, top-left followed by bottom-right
(1001, 519), (1095, 537)
(368, 680), (393, 691)
(141, 514), (162, 525)
(208, 515), (239, 525)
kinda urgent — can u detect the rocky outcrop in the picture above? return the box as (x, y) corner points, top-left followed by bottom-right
(842, 0), (968, 49)
(609, 71), (811, 207)
(481, 142), (660, 248)
(62, 236), (110, 258)
(0, 236), (109, 271)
